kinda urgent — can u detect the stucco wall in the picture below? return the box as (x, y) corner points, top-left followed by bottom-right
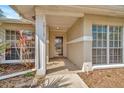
(49, 31), (67, 58)
(67, 18), (84, 68)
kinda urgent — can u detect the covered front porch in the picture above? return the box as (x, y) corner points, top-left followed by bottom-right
(32, 6), (87, 76)
(47, 57), (80, 75)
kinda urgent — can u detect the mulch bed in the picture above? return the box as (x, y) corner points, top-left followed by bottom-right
(0, 72), (35, 88)
(78, 68), (124, 88)
(0, 63), (35, 76)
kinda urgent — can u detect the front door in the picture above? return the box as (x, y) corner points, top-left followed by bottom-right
(55, 37), (63, 57)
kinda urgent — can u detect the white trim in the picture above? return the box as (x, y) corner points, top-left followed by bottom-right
(0, 69), (36, 80)
(107, 25), (109, 64)
(1, 59), (35, 64)
(67, 36), (92, 44)
(123, 26), (124, 63)
(93, 64), (124, 70)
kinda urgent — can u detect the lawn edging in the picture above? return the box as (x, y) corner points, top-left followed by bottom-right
(0, 69), (36, 80)
(76, 74), (89, 88)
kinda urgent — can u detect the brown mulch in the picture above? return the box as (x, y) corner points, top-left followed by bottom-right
(0, 63), (35, 76)
(0, 72), (35, 88)
(78, 68), (124, 88)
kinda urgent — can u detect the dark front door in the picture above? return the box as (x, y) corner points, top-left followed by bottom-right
(55, 37), (63, 57)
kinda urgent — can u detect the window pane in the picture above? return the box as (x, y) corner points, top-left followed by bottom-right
(102, 56), (107, 64)
(98, 40), (102, 47)
(101, 49), (106, 55)
(114, 41), (118, 47)
(109, 32), (113, 40)
(103, 26), (107, 33)
(6, 30), (10, 35)
(97, 49), (101, 55)
(93, 40), (97, 47)
(11, 31), (16, 35)
(97, 56), (101, 64)
(92, 25), (97, 33)
(110, 41), (113, 47)
(6, 35), (10, 40)
(103, 41), (107, 47)
(98, 33), (102, 40)
(92, 49), (97, 55)
(98, 25), (102, 33)
(110, 49), (114, 55)
(109, 26), (113, 32)
(93, 33), (97, 40)
(103, 33), (107, 40)
(114, 33), (118, 40)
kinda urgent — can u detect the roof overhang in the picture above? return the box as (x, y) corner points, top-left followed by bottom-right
(11, 5), (124, 21)
(0, 17), (34, 24)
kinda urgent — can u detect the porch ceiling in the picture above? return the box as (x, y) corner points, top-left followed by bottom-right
(46, 15), (78, 32)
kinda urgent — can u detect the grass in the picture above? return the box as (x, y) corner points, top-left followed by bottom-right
(0, 67), (5, 72)
(106, 74), (111, 77)
(24, 72), (34, 77)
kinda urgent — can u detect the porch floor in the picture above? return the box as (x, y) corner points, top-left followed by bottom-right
(46, 57), (81, 75)
(46, 57), (86, 88)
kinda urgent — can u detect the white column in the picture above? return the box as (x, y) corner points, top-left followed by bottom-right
(35, 14), (46, 76)
(123, 26), (124, 63)
(107, 25), (109, 64)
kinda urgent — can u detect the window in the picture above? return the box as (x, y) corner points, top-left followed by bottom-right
(92, 25), (107, 64)
(109, 26), (123, 64)
(92, 25), (123, 65)
(5, 30), (20, 60)
(5, 30), (35, 61)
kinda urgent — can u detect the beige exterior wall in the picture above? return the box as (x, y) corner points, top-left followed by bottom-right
(0, 23), (34, 31)
(67, 18), (84, 68)
(49, 31), (67, 58)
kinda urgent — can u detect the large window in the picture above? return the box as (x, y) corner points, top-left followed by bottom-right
(92, 25), (107, 64)
(109, 26), (123, 64)
(5, 30), (35, 61)
(92, 25), (123, 65)
(5, 30), (20, 60)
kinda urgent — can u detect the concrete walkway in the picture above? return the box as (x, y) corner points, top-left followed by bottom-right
(47, 57), (81, 75)
(46, 58), (88, 88)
